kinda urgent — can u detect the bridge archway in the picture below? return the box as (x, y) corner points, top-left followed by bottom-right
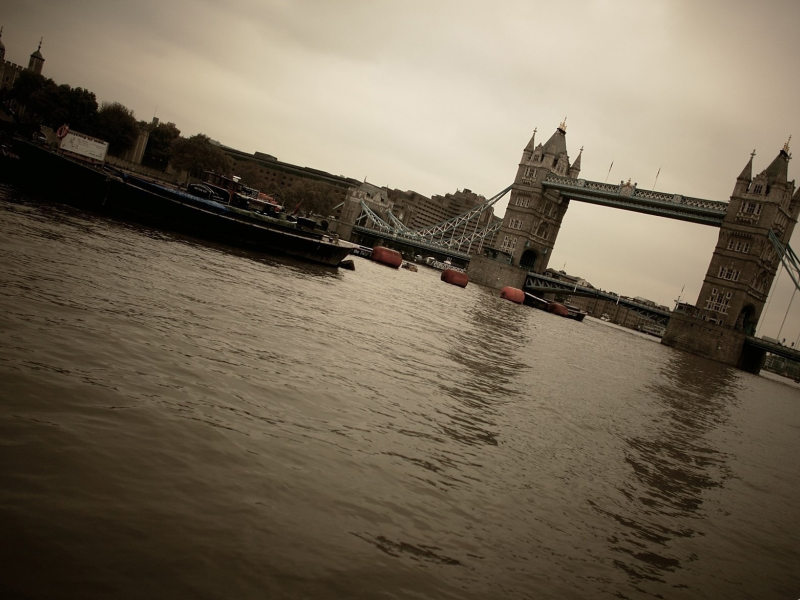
(735, 304), (758, 336)
(520, 249), (538, 270)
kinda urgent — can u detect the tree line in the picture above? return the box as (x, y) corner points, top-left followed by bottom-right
(2, 71), (231, 178)
(2, 71), (342, 217)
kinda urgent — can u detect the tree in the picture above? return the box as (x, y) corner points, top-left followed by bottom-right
(5, 71), (48, 106)
(281, 179), (341, 217)
(142, 121), (181, 171)
(6, 72), (98, 131)
(92, 101), (139, 156)
(170, 134), (232, 179)
(34, 84), (97, 131)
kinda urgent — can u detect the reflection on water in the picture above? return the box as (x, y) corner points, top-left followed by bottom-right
(592, 352), (741, 593)
(1, 188), (799, 600)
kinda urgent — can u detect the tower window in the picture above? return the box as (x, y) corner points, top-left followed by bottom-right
(705, 288), (730, 314)
(726, 238), (750, 253)
(741, 201), (761, 214)
(515, 195), (531, 208)
(718, 266), (741, 282)
(500, 236), (518, 253)
(753, 184), (763, 194)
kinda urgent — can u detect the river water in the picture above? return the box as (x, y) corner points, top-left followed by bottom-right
(0, 183), (798, 600)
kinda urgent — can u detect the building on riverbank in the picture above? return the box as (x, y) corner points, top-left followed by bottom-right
(0, 29), (45, 91)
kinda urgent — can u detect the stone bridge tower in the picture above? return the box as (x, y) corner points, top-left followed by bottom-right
(662, 141), (799, 368)
(495, 121), (582, 273)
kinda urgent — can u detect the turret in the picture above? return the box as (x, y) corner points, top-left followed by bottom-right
(733, 151), (754, 196)
(0, 27), (5, 62)
(521, 128), (537, 163)
(28, 38), (44, 75)
(568, 147), (583, 179)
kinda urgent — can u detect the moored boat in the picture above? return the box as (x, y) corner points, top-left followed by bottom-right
(523, 293), (586, 321)
(9, 139), (357, 267)
(636, 321), (666, 337)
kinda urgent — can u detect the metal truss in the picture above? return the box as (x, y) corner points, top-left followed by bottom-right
(401, 185), (513, 238)
(354, 185), (512, 253)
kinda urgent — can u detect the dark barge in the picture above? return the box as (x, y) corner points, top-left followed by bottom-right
(6, 139), (356, 267)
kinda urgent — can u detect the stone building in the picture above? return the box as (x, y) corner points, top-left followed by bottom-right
(497, 121), (582, 271)
(0, 30), (45, 91)
(662, 142), (799, 368)
(221, 145), (360, 208)
(468, 121), (582, 288)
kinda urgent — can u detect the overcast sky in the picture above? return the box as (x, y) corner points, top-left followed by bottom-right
(5, 0), (800, 339)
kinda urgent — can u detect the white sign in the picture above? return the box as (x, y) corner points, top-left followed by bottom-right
(59, 131), (109, 163)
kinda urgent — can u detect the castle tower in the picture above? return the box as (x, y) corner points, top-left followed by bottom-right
(0, 27), (6, 62)
(28, 38), (44, 75)
(662, 140), (799, 367)
(696, 142), (798, 332)
(495, 120), (579, 272)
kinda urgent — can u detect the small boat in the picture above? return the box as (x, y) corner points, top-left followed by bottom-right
(564, 304), (588, 322)
(351, 245), (373, 258)
(424, 256), (466, 273)
(523, 293), (585, 322)
(636, 321), (666, 337)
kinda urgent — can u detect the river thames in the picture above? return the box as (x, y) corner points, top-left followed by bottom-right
(0, 184), (798, 599)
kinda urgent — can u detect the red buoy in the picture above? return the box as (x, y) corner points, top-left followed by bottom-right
(441, 269), (468, 288)
(371, 246), (402, 268)
(500, 287), (525, 304)
(548, 302), (570, 317)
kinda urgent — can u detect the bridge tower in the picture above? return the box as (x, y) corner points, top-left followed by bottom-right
(495, 121), (581, 273)
(662, 141), (800, 370)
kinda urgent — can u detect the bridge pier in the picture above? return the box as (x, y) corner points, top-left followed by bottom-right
(661, 312), (763, 372)
(738, 343), (767, 374)
(467, 255), (526, 290)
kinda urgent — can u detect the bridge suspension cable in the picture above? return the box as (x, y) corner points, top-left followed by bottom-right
(768, 230), (800, 291)
(768, 230), (800, 341)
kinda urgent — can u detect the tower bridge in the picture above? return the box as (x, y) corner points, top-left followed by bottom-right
(346, 120), (799, 373)
(466, 121), (800, 374)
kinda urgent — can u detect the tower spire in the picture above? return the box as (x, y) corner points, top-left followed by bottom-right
(737, 151), (754, 181)
(523, 127), (538, 153)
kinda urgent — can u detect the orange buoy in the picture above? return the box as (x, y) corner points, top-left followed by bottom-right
(548, 302), (570, 317)
(371, 246), (402, 268)
(441, 269), (468, 288)
(500, 287), (525, 304)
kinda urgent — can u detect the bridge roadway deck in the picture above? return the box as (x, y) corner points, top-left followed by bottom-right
(524, 272), (671, 325)
(542, 174), (728, 226)
(745, 336), (800, 362)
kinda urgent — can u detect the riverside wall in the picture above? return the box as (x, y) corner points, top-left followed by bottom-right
(467, 256), (527, 290)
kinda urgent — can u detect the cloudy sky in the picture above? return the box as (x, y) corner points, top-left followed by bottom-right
(5, 0), (800, 339)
